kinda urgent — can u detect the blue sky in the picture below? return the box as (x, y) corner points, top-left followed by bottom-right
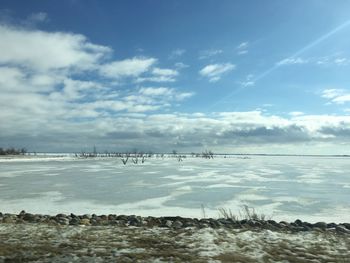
(1, 0), (350, 154)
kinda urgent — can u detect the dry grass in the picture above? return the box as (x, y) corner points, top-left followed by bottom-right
(218, 205), (271, 221)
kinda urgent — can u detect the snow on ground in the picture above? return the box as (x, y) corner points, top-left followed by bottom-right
(0, 155), (350, 223)
(0, 224), (349, 262)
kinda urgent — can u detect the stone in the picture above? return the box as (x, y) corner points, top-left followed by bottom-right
(3, 217), (15, 223)
(23, 213), (36, 222)
(336, 225), (350, 234)
(69, 218), (80, 225)
(18, 210), (26, 217)
(172, 220), (183, 229)
(327, 223), (337, 229)
(313, 222), (327, 230)
(342, 223), (350, 230)
(56, 213), (67, 218)
(80, 218), (91, 225)
(294, 219), (302, 226)
(57, 217), (69, 225)
(164, 220), (172, 228)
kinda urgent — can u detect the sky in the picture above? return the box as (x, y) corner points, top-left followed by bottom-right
(1, 0), (350, 154)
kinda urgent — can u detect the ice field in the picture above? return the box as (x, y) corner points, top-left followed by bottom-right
(0, 155), (349, 223)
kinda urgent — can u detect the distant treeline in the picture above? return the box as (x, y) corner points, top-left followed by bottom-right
(0, 147), (27, 155)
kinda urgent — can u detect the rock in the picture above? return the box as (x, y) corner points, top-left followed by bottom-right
(2, 217), (15, 223)
(313, 222), (327, 230)
(199, 223), (209, 228)
(108, 214), (116, 220)
(183, 220), (197, 228)
(327, 223), (337, 229)
(18, 210), (26, 217)
(336, 225), (350, 234)
(127, 215), (142, 226)
(69, 217), (80, 225)
(90, 219), (98, 226)
(164, 220), (172, 228)
(99, 214), (108, 221)
(294, 219), (303, 226)
(301, 225), (312, 231)
(56, 217), (69, 225)
(56, 213), (67, 218)
(80, 218), (91, 226)
(240, 219), (248, 225)
(342, 223), (350, 230)
(172, 220), (183, 229)
(267, 220), (280, 228)
(116, 215), (128, 221)
(23, 213), (36, 222)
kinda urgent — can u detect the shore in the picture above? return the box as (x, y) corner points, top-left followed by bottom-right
(1, 212), (350, 262)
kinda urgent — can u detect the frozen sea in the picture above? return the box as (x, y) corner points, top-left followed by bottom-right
(0, 155), (349, 223)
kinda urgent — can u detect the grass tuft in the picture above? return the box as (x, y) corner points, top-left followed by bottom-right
(218, 205), (271, 221)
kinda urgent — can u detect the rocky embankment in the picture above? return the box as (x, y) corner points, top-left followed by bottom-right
(1, 211), (350, 233)
(1, 211), (350, 262)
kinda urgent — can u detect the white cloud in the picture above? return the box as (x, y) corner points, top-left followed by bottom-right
(0, 25), (111, 72)
(334, 58), (349, 66)
(174, 62), (189, 69)
(135, 76), (176, 83)
(152, 67), (178, 77)
(321, 89), (344, 99)
(199, 63), (235, 82)
(199, 49), (223, 59)
(0, 24), (195, 145)
(239, 74), (255, 87)
(135, 67), (179, 83)
(289, 111), (304, 117)
(237, 50), (248, 55)
(138, 87), (194, 101)
(277, 57), (308, 66)
(169, 49), (186, 59)
(237, 42), (249, 55)
(317, 55), (350, 66)
(100, 57), (157, 79)
(237, 42), (248, 49)
(321, 89), (350, 104)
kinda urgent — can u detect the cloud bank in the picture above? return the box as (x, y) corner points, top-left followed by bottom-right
(1, 23), (350, 154)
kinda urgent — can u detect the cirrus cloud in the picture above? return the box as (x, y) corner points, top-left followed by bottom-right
(199, 63), (235, 82)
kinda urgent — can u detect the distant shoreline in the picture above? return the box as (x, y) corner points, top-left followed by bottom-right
(1, 153), (350, 158)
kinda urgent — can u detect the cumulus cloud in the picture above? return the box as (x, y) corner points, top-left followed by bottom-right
(3, 107), (350, 153)
(199, 63), (235, 82)
(100, 57), (157, 79)
(0, 23), (194, 152)
(138, 87), (193, 101)
(2, 20), (350, 154)
(0, 25), (111, 72)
